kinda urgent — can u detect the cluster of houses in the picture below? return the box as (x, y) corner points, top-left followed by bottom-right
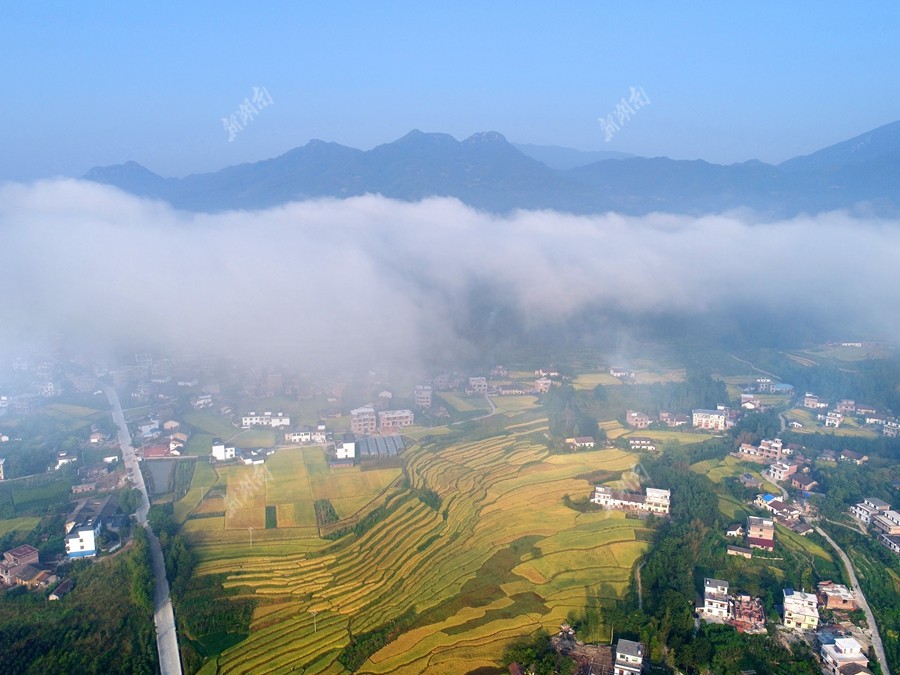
(697, 577), (766, 633)
(622, 407), (734, 433)
(0, 544), (56, 589)
(590, 486), (671, 515)
(0, 542), (74, 599)
(697, 577), (874, 672)
(464, 373), (554, 397)
(134, 416), (192, 459)
(753, 494), (814, 535)
(803, 394), (899, 437)
(849, 497), (900, 555)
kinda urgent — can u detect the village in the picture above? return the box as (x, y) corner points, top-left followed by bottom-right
(0, 346), (897, 675)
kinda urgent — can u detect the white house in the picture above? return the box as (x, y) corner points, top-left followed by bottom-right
(65, 522), (100, 558)
(820, 636), (869, 675)
(211, 439), (236, 461)
(692, 409), (727, 431)
(782, 589), (819, 630)
(242, 411), (290, 428)
(850, 497), (891, 526)
(613, 639), (645, 675)
(872, 509), (900, 536)
(591, 486), (670, 515)
(701, 578), (730, 619)
(336, 440), (355, 460)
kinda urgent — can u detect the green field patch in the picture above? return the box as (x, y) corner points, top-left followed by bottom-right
(231, 428), (276, 449)
(632, 368), (685, 384)
(185, 433), (216, 457)
(436, 392), (491, 413)
(265, 505), (277, 529)
(302, 446), (330, 475)
(184, 411), (239, 439)
(265, 448), (313, 503)
(492, 396), (540, 413)
(717, 495), (749, 521)
(11, 479), (72, 512)
(776, 524), (834, 563)
(0, 516), (41, 537)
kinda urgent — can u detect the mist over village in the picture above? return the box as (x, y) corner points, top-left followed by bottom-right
(1, 4), (899, 675)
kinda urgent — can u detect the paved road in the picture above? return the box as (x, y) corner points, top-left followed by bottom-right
(814, 523), (892, 675)
(106, 387), (183, 675)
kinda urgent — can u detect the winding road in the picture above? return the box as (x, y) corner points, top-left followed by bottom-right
(106, 387), (183, 675)
(814, 523), (892, 675)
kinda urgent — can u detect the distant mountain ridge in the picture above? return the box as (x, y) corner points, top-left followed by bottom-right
(85, 122), (900, 216)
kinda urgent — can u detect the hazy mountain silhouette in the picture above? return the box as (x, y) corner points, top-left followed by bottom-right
(85, 123), (900, 215)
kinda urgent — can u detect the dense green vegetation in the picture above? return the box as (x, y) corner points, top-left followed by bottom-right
(503, 629), (574, 675)
(0, 530), (158, 674)
(588, 367), (728, 421)
(314, 498), (340, 529)
(543, 383), (602, 442)
(337, 606), (417, 672)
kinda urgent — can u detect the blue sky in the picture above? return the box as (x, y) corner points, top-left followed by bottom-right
(2, 1), (898, 180)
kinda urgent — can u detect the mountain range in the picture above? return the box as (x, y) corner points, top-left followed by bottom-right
(84, 122), (900, 216)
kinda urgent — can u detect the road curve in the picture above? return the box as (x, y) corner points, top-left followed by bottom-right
(814, 524), (892, 675)
(105, 387), (183, 675)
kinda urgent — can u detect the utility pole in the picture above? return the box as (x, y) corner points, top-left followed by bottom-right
(310, 610), (318, 634)
(248, 526), (253, 547)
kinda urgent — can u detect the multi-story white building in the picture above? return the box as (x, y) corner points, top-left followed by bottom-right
(613, 639), (645, 675)
(872, 509), (900, 536)
(467, 377), (487, 393)
(820, 636), (869, 675)
(767, 461), (798, 482)
(414, 385), (432, 409)
(850, 497), (891, 526)
(880, 533), (900, 555)
(285, 425), (328, 445)
(692, 409), (727, 431)
(336, 440), (355, 460)
(591, 486), (670, 515)
(701, 578), (730, 619)
(825, 411), (844, 428)
(378, 409), (414, 430)
(350, 407), (377, 435)
(210, 439), (235, 461)
(65, 521), (100, 558)
(782, 589), (819, 630)
(241, 411), (290, 428)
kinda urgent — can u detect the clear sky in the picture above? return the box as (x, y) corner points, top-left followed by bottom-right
(2, 1), (898, 180)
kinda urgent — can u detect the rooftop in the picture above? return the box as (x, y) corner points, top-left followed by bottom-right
(616, 638), (644, 659)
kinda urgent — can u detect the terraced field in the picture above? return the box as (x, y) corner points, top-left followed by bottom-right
(190, 414), (649, 674)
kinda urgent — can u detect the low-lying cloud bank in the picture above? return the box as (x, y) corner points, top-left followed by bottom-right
(1, 179), (898, 369)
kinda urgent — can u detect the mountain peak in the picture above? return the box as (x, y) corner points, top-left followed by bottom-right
(464, 131), (509, 145)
